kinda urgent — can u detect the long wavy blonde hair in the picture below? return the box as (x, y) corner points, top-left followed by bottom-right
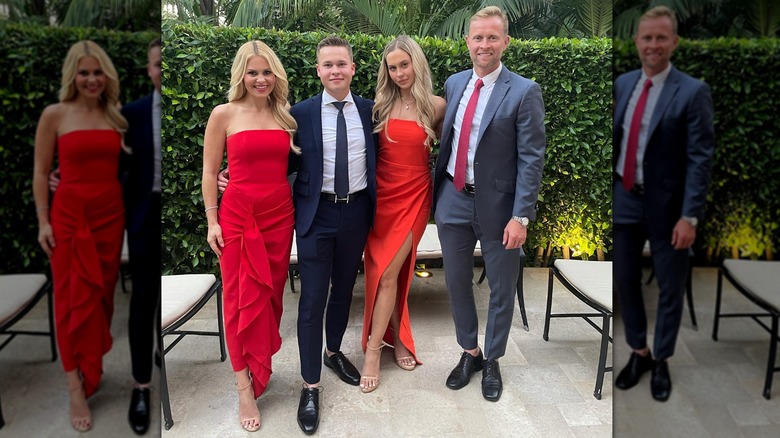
(59, 40), (129, 147)
(228, 40), (299, 154)
(373, 35), (436, 148)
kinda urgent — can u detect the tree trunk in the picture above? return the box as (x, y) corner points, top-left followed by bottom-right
(200, 0), (214, 17)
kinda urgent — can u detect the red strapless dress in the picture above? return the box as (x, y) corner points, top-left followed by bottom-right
(50, 129), (124, 397)
(219, 130), (294, 398)
(362, 119), (431, 363)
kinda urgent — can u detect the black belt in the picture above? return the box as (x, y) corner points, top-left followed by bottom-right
(614, 174), (644, 197)
(321, 188), (367, 203)
(445, 173), (475, 195)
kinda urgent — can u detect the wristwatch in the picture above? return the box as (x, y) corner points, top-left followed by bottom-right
(511, 216), (529, 227)
(681, 216), (698, 228)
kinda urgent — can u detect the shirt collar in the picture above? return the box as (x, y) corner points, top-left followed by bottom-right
(153, 90), (161, 106)
(642, 63), (672, 87)
(322, 90), (355, 107)
(471, 63), (503, 88)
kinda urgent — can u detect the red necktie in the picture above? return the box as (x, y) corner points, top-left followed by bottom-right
(623, 79), (653, 192)
(453, 78), (484, 191)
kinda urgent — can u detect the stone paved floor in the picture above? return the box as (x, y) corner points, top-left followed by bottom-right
(613, 267), (780, 438)
(9, 266), (775, 437)
(0, 281), (161, 437)
(160, 267), (613, 437)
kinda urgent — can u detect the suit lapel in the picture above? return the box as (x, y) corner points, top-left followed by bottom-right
(477, 69), (510, 145)
(647, 67), (680, 140)
(309, 94), (324, 164)
(444, 73), (470, 147)
(615, 70), (641, 133)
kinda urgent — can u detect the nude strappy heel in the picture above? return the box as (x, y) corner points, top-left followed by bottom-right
(360, 341), (385, 393)
(391, 327), (417, 371)
(236, 378), (261, 432)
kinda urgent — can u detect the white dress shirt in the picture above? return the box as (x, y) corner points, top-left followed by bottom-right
(321, 90), (367, 194)
(616, 63), (672, 185)
(447, 64), (503, 185)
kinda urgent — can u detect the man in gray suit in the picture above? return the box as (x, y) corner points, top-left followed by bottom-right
(613, 6), (714, 401)
(432, 5), (546, 402)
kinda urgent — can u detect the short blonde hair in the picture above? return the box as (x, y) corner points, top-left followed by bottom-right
(639, 6), (678, 35)
(59, 40), (127, 135)
(469, 6), (509, 36)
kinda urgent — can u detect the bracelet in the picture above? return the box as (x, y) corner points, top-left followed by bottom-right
(204, 206), (218, 213)
(36, 206), (49, 212)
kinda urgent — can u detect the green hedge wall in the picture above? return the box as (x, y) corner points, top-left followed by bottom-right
(615, 38), (780, 261)
(161, 23), (613, 274)
(0, 23), (159, 274)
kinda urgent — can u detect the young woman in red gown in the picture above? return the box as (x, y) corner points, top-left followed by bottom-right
(202, 40), (297, 432)
(33, 40), (128, 432)
(360, 36), (446, 393)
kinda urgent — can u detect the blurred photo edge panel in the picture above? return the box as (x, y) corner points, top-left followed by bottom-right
(0, 1), (162, 436)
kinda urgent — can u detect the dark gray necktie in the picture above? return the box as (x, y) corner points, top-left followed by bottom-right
(332, 101), (348, 197)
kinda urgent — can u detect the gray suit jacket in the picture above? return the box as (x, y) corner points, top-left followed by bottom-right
(433, 66), (546, 240)
(613, 66), (715, 236)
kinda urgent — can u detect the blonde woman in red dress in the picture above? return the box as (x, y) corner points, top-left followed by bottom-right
(33, 40), (128, 432)
(360, 35), (446, 393)
(202, 40), (298, 432)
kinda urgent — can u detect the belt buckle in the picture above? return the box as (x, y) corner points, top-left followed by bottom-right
(334, 194), (349, 203)
(464, 185), (476, 195)
(631, 184), (644, 196)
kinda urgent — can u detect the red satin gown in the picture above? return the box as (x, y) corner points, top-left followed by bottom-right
(219, 130), (294, 398)
(50, 129), (125, 397)
(362, 119), (431, 363)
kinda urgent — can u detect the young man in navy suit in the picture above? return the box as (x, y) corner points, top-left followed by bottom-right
(613, 6), (714, 402)
(290, 36), (377, 435)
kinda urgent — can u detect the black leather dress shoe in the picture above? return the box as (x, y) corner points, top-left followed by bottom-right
(323, 351), (360, 386)
(297, 386), (321, 435)
(615, 352), (654, 390)
(651, 360), (672, 401)
(481, 359), (503, 402)
(446, 350), (484, 390)
(128, 387), (150, 435)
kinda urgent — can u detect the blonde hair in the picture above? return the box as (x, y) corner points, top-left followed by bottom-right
(228, 40), (299, 154)
(373, 35), (436, 148)
(469, 6), (509, 36)
(59, 40), (128, 140)
(639, 6), (678, 35)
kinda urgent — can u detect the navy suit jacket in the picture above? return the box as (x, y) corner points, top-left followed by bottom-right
(433, 67), (546, 241)
(121, 93), (155, 235)
(290, 92), (378, 237)
(613, 67), (715, 236)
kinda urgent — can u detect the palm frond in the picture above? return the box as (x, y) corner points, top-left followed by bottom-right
(577, 0), (612, 37)
(747, 0), (780, 36)
(433, 6), (474, 39)
(341, 0), (404, 36)
(230, 0), (270, 27)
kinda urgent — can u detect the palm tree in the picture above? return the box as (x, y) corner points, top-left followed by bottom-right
(163, 0), (612, 38)
(614, 0), (778, 39)
(1, 0), (160, 30)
